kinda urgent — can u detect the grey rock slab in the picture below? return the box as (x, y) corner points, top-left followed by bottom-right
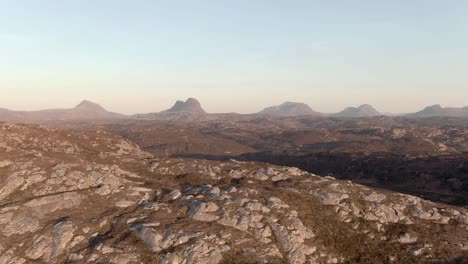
(0, 173), (24, 201)
(0, 160), (13, 168)
(398, 232), (418, 244)
(2, 213), (40, 237)
(188, 201), (220, 222)
(25, 192), (82, 217)
(364, 192), (387, 203)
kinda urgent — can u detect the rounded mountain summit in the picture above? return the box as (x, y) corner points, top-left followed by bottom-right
(258, 102), (322, 117)
(332, 104), (382, 118)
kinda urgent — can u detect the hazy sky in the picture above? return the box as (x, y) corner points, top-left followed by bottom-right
(1, 1), (467, 114)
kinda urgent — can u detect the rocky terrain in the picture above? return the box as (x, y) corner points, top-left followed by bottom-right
(73, 116), (467, 206)
(0, 122), (467, 263)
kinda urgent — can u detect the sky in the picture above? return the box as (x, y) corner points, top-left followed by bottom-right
(0, 0), (467, 114)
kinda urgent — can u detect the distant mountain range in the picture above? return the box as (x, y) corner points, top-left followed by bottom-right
(258, 102), (381, 117)
(259, 102), (468, 118)
(406, 104), (468, 118)
(0, 99), (467, 122)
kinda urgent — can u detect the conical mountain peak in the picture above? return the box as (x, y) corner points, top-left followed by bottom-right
(74, 100), (106, 112)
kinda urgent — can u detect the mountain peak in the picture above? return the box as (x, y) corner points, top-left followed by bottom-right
(74, 100), (106, 112)
(185, 97), (200, 104)
(259, 102), (322, 117)
(333, 104), (381, 117)
(425, 104), (443, 110)
(167, 98), (206, 114)
(283, 101), (304, 106)
(358, 104), (373, 109)
(420, 104), (444, 115)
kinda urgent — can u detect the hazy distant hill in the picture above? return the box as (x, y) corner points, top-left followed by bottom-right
(165, 98), (206, 114)
(332, 104), (382, 118)
(407, 104), (468, 118)
(62, 100), (126, 119)
(132, 98), (207, 120)
(259, 102), (322, 116)
(0, 100), (125, 122)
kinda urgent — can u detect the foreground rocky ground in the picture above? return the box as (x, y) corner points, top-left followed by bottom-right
(0, 123), (467, 263)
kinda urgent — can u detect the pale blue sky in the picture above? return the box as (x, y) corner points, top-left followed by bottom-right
(1, 0), (467, 114)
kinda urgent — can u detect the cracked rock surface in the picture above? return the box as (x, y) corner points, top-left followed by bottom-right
(0, 123), (467, 263)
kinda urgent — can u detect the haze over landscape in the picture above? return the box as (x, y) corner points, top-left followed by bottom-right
(1, 1), (467, 263)
(1, 0), (467, 114)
